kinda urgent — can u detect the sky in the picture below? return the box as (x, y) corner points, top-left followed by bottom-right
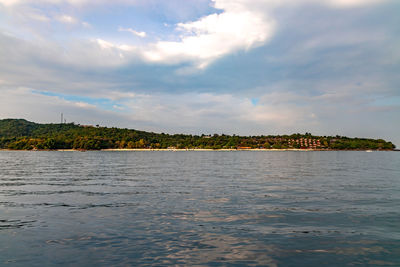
(0, 0), (399, 146)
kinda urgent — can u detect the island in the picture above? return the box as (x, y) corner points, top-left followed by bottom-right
(0, 119), (396, 151)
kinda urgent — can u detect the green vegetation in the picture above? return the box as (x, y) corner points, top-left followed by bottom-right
(0, 119), (395, 150)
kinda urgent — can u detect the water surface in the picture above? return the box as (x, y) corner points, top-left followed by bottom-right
(0, 151), (399, 266)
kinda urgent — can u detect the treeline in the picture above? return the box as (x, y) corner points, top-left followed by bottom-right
(0, 119), (395, 150)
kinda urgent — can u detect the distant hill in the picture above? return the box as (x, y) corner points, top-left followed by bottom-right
(0, 119), (83, 137)
(0, 119), (39, 137)
(0, 119), (396, 150)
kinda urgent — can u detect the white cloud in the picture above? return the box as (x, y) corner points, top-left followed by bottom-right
(81, 21), (91, 28)
(0, 0), (140, 7)
(0, 0), (388, 9)
(56, 14), (78, 24)
(118, 27), (146, 38)
(96, 39), (114, 50)
(82, 0), (388, 68)
(0, 0), (391, 69)
(112, 105), (125, 111)
(6, 0), (273, 69)
(0, 0), (19, 6)
(75, 101), (96, 109)
(25, 10), (50, 22)
(115, 92), (312, 133)
(107, 91), (136, 101)
(327, 0), (386, 8)
(142, 0), (275, 68)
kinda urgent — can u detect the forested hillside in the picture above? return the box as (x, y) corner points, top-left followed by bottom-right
(0, 119), (395, 150)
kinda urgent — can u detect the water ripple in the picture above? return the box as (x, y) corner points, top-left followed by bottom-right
(0, 151), (399, 266)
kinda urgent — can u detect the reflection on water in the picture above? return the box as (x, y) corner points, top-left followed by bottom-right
(0, 151), (399, 266)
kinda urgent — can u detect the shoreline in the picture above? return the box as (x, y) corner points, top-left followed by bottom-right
(0, 148), (395, 152)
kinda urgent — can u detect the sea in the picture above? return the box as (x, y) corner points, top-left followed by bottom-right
(0, 151), (399, 266)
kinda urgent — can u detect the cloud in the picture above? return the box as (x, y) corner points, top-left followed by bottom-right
(58, 0), (390, 68)
(327, 0), (387, 8)
(82, 21), (91, 28)
(118, 27), (146, 38)
(56, 14), (78, 24)
(0, 0), (391, 69)
(0, 0), (388, 8)
(23, 9), (50, 22)
(56, 14), (90, 28)
(74, 101), (96, 109)
(0, 0), (19, 6)
(141, 0), (275, 68)
(0, 0), (143, 7)
(0, 0), (275, 68)
(96, 39), (115, 50)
